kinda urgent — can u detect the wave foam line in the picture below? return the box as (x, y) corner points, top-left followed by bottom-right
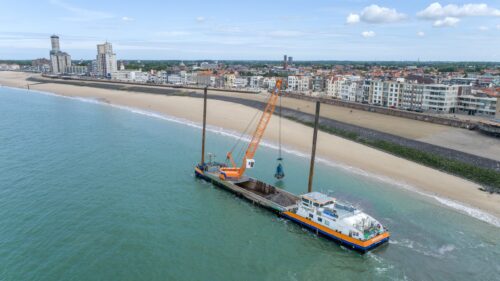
(11, 86), (500, 228)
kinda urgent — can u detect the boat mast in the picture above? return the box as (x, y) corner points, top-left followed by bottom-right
(307, 101), (320, 193)
(201, 86), (208, 165)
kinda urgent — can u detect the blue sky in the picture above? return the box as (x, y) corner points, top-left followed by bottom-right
(1, 0), (499, 61)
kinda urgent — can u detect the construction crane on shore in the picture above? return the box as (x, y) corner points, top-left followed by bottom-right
(219, 79), (283, 181)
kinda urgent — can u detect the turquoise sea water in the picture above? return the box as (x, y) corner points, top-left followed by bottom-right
(0, 87), (499, 281)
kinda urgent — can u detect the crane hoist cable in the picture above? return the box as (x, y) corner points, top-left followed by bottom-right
(274, 86), (285, 180)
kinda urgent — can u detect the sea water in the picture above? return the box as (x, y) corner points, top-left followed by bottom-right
(0, 87), (499, 281)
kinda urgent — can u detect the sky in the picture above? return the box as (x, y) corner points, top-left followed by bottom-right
(1, 0), (499, 61)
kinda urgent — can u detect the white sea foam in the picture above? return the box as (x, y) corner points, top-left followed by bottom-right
(438, 244), (455, 255)
(9, 86), (500, 228)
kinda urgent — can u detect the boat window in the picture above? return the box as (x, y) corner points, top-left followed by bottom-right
(325, 220), (329, 226)
(302, 198), (310, 204)
(313, 203), (319, 207)
(318, 217), (322, 222)
(309, 213), (313, 219)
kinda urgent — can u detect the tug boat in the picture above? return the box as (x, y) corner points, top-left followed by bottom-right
(194, 82), (389, 253)
(282, 192), (389, 252)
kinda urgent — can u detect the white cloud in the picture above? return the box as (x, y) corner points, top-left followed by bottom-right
(121, 16), (134, 21)
(361, 5), (407, 23)
(433, 17), (460, 27)
(346, 13), (360, 24)
(361, 31), (376, 38)
(417, 31), (425, 37)
(478, 25), (489, 31)
(196, 16), (206, 23)
(417, 2), (500, 19)
(347, 5), (406, 24)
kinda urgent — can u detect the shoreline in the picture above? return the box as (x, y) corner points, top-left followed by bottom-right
(1, 71), (499, 226)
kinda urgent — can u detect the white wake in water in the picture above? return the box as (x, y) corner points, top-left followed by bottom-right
(9, 86), (500, 228)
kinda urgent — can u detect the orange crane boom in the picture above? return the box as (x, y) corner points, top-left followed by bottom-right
(220, 79), (283, 180)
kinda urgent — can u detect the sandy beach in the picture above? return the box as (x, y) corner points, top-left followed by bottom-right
(1, 71), (499, 222)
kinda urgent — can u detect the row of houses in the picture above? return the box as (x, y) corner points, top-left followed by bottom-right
(323, 76), (497, 116)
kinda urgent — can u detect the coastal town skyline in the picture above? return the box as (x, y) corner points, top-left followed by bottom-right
(2, 0), (500, 61)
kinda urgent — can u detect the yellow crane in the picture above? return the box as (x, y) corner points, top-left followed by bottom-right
(219, 79), (283, 180)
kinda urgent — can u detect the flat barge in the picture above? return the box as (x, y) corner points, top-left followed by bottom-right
(195, 162), (389, 253)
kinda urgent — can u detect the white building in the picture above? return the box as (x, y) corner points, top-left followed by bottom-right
(224, 74), (236, 88)
(297, 76), (310, 92)
(96, 42), (117, 77)
(262, 77), (277, 89)
(65, 65), (87, 75)
(401, 83), (424, 110)
(327, 76), (362, 102)
(368, 80), (403, 107)
(234, 77), (248, 88)
(458, 90), (497, 116)
(166, 74), (182, 84)
(0, 64), (20, 71)
(326, 76), (340, 98)
(112, 70), (148, 83)
(386, 81), (403, 108)
(287, 76), (298, 91)
(421, 84), (461, 113)
(287, 76), (310, 92)
(249, 76), (263, 89)
(49, 35), (71, 74)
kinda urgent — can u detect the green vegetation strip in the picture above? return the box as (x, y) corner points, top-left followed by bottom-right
(285, 116), (500, 192)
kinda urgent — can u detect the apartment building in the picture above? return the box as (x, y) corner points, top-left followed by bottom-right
(233, 77), (248, 88)
(367, 80), (404, 107)
(297, 76), (310, 92)
(224, 74), (236, 88)
(287, 76), (310, 92)
(112, 70), (148, 82)
(262, 77), (276, 89)
(369, 80), (384, 105)
(96, 42), (117, 77)
(287, 75), (298, 91)
(421, 84), (461, 113)
(312, 76), (325, 92)
(401, 83), (424, 110)
(458, 90), (497, 116)
(326, 76), (341, 98)
(249, 76), (263, 89)
(65, 65), (88, 75)
(49, 35), (71, 74)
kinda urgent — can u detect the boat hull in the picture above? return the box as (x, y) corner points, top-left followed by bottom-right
(281, 211), (389, 253)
